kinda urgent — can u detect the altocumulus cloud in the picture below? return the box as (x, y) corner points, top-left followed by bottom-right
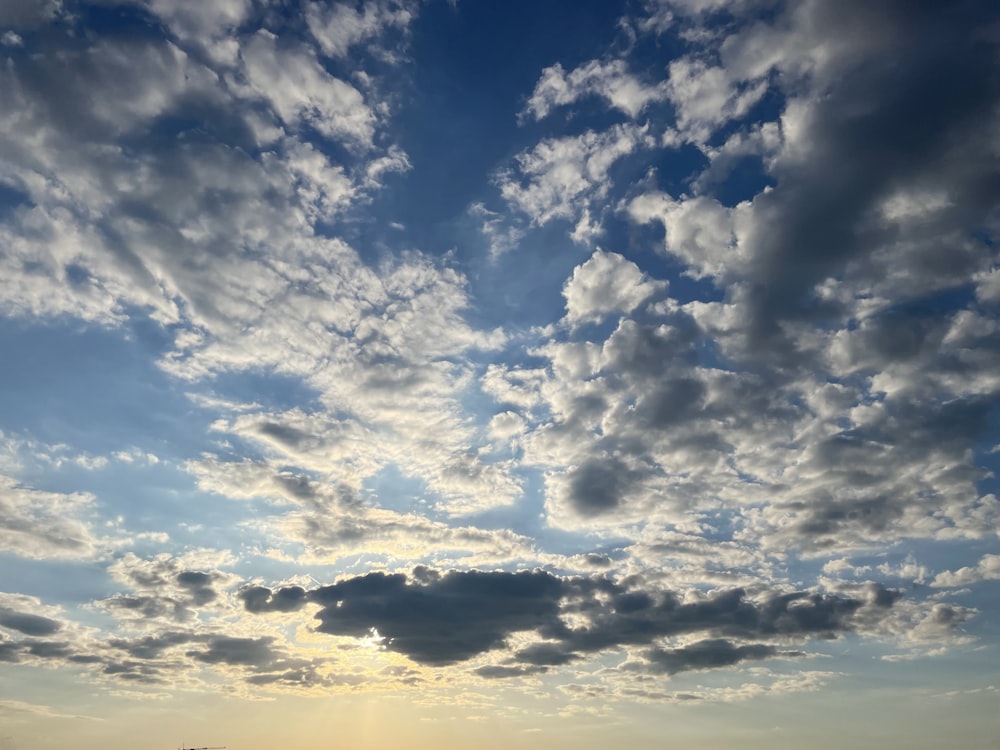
(0, 0), (997, 733)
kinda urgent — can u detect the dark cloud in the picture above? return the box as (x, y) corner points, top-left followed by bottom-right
(176, 571), (219, 606)
(0, 641), (23, 662)
(24, 640), (73, 659)
(101, 659), (165, 684)
(514, 642), (583, 667)
(245, 664), (329, 688)
(634, 376), (707, 430)
(308, 571), (564, 665)
(0, 606), (61, 636)
(641, 639), (797, 675)
(540, 585), (866, 658)
(187, 636), (279, 667)
(99, 595), (193, 622)
(566, 456), (638, 516)
(246, 570), (905, 674)
(582, 553), (614, 567)
(475, 664), (548, 679)
(256, 422), (314, 450)
(731, 1), (999, 361)
(240, 584), (308, 613)
(0, 0), (60, 30)
(762, 394), (995, 551)
(108, 631), (197, 660)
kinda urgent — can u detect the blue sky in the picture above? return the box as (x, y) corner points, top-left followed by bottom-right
(1, 1), (999, 748)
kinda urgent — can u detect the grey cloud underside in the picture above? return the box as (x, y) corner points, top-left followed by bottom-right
(0, 606), (62, 637)
(93, 554), (237, 624)
(0, 627), (316, 687)
(641, 639), (798, 676)
(684, 1), (998, 362)
(240, 569), (902, 673)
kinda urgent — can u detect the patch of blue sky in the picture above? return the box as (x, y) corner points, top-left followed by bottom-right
(199, 368), (323, 416)
(708, 154), (777, 207)
(122, 481), (257, 549)
(362, 462), (435, 516)
(458, 470), (545, 533)
(463, 227), (595, 328)
(382, 2), (627, 229)
(0, 181), (32, 219)
(0, 554), (117, 609)
(973, 410), (1000, 499)
(63, 1), (165, 39)
(835, 639), (998, 687)
(0, 317), (212, 459)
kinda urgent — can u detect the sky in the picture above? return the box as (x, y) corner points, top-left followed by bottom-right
(0, 0), (999, 748)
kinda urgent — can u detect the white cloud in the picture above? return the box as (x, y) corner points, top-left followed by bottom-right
(306, 0), (415, 58)
(627, 192), (746, 279)
(666, 57), (768, 143)
(0, 475), (104, 560)
(974, 267), (1000, 303)
(521, 59), (669, 122)
(187, 457), (537, 566)
(931, 555), (1000, 588)
(469, 202), (526, 258)
(145, 0), (252, 49)
(498, 124), (653, 227)
(562, 249), (666, 324)
(239, 30), (377, 146)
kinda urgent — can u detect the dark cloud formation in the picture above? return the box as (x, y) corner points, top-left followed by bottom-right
(0, 606), (62, 637)
(310, 571), (564, 665)
(99, 594), (194, 623)
(641, 639), (796, 675)
(176, 571), (219, 606)
(240, 584), (308, 613)
(723, 0), (1000, 361)
(187, 636), (280, 667)
(99, 631), (316, 686)
(107, 631), (196, 660)
(242, 569), (905, 674)
(475, 664), (548, 679)
(566, 456), (637, 516)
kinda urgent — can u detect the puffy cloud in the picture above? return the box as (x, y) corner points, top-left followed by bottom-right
(666, 57), (768, 143)
(145, 0), (252, 50)
(0, 606), (61, 637)
(627, 192), (745, 279)
(931, 555), (1000, 588)
(640, 639), (797, 675)
(238, 30), (376, 146)
(562, 249), (666, 324)
(521, 59), (669, 122)
(306, 0), (416, 58)
(497, 124), (654, 227)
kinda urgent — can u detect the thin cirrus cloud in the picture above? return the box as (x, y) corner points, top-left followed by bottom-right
(0, 0), (998, 747)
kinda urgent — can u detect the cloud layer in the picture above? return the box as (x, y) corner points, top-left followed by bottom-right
(0, 1), (997, 736)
